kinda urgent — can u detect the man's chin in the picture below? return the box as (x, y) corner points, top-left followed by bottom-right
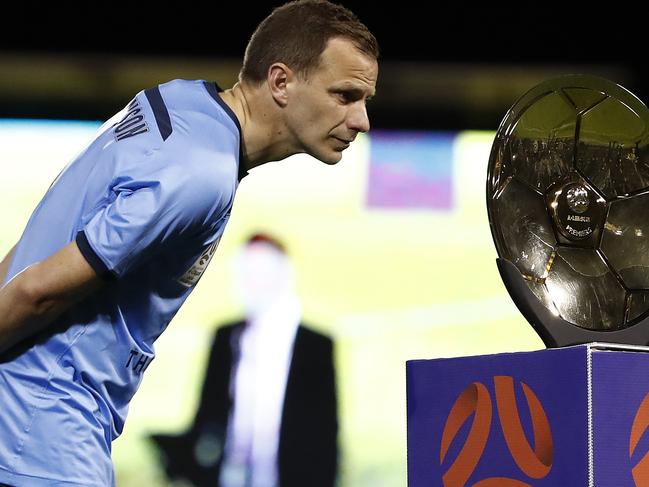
(312, 149), (343, 165)
(325, 154), (343, 165)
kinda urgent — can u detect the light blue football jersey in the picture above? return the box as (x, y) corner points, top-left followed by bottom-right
(0, 79), (245, 486)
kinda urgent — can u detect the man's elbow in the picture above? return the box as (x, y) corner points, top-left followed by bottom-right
(16, 266), (70, 318)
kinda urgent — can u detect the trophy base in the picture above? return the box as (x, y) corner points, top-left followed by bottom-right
(407, 343), (649, 486)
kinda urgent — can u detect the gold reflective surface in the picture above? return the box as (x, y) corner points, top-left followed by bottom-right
(488, 75), (649, 331)
(601, 193), (649, 289)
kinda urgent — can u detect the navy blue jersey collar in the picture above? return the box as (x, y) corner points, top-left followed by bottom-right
(203, 81), (247, 181)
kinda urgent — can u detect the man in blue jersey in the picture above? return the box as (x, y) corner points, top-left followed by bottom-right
(0, 1), (378, 485)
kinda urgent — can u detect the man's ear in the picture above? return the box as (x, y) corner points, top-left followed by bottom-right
(267, 63), (292, 107)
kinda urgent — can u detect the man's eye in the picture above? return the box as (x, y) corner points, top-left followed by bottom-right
(337, 92), (352, 103)
(335, 91), (369, 104)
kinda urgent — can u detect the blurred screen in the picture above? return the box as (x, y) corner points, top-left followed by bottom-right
(0, 119), (543, 486)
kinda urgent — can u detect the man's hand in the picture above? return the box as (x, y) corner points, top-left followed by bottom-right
(0, 241), (104, 355)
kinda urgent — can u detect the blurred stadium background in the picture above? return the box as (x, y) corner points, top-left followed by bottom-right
(0, 5), (644, 486)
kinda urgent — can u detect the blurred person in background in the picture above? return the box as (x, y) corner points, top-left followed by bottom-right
(0, 1), (377, 485)
(152, 233), (338, 487)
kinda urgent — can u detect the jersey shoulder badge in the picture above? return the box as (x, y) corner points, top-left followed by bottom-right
(177, 239), (220, 287)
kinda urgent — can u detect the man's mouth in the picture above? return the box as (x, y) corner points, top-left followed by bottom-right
(333, 136), (354, 144)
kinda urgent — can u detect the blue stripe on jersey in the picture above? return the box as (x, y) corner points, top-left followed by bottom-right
(144, 87), (173, 140)
(75, 231), (116, 280)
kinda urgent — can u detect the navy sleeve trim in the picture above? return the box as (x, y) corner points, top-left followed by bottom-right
(75, 231), (117, 280)
(144, 86), (173, 141)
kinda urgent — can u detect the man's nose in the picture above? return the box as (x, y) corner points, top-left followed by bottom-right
(347, 102), (370, 133)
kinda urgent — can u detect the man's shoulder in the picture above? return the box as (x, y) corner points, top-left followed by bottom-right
(216, 321), (245, 334)
(156, 78), (207, 95)
(145, 128), (239, 207)
(210, 321), (245, 348)
(156, 79), (237, 135)
(297, 325), (334, 348)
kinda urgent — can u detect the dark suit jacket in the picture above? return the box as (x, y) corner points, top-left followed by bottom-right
(151, 321), (338, 487)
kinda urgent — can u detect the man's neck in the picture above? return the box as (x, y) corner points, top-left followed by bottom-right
(219, 83), (301, 172)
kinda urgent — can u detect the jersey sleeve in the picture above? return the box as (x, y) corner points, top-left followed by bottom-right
(76, 164), (230, 280)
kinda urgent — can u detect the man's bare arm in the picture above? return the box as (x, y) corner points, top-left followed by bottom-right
(0, 241), (104, 354)
(0, 244), (16, 286)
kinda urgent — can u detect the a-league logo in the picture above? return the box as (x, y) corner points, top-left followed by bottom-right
(630, 393), (649, 487)
(440, 376), (553, 487)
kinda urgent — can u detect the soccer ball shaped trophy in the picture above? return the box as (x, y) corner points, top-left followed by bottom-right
(487, 75), (649, 347)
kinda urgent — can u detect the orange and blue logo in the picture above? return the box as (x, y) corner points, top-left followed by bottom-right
(630, 393), (649, 487)
(408, 346), (649, 486)
(440, 376), (553, 487)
